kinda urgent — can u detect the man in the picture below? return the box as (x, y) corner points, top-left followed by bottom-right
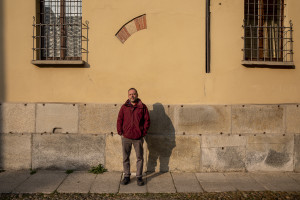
(117, 88), (150, 186)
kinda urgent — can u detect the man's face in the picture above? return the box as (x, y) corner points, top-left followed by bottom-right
(128, 89), (138, 103)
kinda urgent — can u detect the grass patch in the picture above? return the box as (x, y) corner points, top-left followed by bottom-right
(66, 169), (74, 174)
(30, 168), (37, 175)
(88, 164), (107, 174)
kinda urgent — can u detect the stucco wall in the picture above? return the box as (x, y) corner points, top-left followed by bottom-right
(0, 0), (299, 104)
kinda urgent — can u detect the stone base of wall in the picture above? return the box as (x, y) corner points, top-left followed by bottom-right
(0, 103), (299, 172)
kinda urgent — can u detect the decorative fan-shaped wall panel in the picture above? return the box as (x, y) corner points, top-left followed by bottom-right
(115, 14), (147, 43)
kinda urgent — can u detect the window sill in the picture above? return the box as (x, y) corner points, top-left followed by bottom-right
(242, 61), (295, 69)
(32, 60), (86, 67)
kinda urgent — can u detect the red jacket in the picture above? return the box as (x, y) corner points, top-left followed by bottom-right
(117, 99), (150, 139)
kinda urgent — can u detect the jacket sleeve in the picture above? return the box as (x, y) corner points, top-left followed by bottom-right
(117, 106), (124, 135)
(142, 105), (150, 136)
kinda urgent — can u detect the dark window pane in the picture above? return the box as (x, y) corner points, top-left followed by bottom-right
(244, 0), (287, 61)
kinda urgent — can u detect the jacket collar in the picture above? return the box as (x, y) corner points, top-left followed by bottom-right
(125, 98), (143, 108)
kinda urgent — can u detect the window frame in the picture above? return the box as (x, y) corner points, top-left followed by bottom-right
(32, 0), (88, 66)
(242, 0), (294, 67)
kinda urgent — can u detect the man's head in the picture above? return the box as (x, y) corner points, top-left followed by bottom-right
(128, 88), (138, 103)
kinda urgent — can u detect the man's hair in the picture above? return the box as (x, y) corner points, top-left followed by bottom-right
(128, 88), (138, 94)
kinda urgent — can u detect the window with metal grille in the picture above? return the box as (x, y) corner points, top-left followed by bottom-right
(33, 0), (88, 63)
(243, 0), (293, 64)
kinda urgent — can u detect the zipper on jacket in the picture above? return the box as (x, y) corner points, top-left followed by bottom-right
(131, 106), (134, 133)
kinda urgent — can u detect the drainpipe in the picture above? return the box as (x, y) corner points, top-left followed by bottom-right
(206, 0), (211, 73)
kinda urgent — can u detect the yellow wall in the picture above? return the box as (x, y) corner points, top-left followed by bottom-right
(0, 0), (299, 104)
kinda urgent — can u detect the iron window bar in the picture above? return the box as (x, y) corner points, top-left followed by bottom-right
(32, 0), (88, 63)
(242, 0), (293, 64)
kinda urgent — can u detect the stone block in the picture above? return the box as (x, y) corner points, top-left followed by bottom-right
(32, 133), (105, 169)
(250, 172), (300, 191)
(176, 105), (231, 134)
(201, 135), (246, 172)
(171, 173), (203, 193)
(0, 170), (31, 193)
(201, 135), (246, 148)
(201, 146), (246, 172)
(79, 104), (121, 134)
(246, 135), (294, 171)
(147, 104), (176, 135)
(13, 170), (67, 194)
(105, 134), (147, 172)
(146, 135), (201, 172)
(196, 172), (228, 182)
(232, 105), (284, 134)
(36, 103), (78, 133)
(90, 172), (122, 193)
(0, 133), (31, 169)
(294, 134), (300, 172)
(195, 173), (236, 192)
(286, 105), (300, 134)
(146, 172), (176, 193)
(57, 171), (96, 193)
(224, 173), (266, 191)
(287, 172), (300, 184)
(247, 134), (293, 144)
(0, 103), (35, 133)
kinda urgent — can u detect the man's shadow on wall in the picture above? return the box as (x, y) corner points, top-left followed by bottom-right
(145, 103), (175, 180)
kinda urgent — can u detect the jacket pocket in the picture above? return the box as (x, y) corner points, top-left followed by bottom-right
(136, 107), (144, 120)
(123, 123), (131, 134)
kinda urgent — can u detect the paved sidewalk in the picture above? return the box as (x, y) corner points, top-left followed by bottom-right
(0, 170), (300, 194)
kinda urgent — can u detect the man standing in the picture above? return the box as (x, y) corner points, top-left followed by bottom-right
(117, 88), (150, 186)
